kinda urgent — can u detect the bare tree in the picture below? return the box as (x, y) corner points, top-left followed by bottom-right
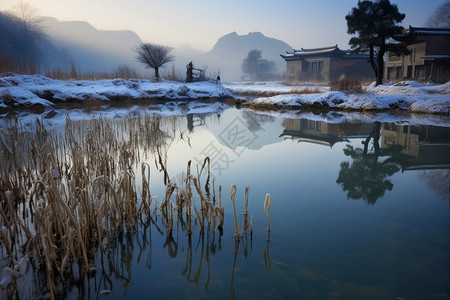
(426, 0), (450, 27)
(14, 1), (40, 37)
(134, 43), (175, 81)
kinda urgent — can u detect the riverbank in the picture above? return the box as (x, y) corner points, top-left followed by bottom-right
(1, 74), (449, 116)
(0, 74), (233, 110)
(226, 81), (450, 115)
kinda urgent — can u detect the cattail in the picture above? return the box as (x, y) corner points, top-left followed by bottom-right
(264, 193), (271, 231)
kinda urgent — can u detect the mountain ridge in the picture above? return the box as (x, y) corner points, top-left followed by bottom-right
(38, 17), (292, 80)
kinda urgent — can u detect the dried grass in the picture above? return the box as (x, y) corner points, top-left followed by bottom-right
(330, 78), (365, 94)
(0, 114), (261, 298)
(235, 87), (322, 98)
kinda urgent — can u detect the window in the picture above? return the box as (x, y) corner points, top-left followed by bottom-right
(395, 66), (401, 78)
(318, 61), (323, 72)
(302, 62), (310, 72)
(407, 66), (412, 79)
(387, 67), (393, 80)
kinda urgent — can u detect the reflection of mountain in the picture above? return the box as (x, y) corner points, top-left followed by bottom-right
(381, 124), (450, 171)
(280, 119), (373, 147)
(207, 110), (282, 152)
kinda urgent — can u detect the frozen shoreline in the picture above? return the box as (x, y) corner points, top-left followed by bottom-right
(0, 74), (449, 127)
(0, 74), (234, 109)
(226, 81), (450, 115)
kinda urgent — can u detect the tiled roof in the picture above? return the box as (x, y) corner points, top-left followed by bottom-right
(281, 45), (369, 60)
(409, 26), (450, 35)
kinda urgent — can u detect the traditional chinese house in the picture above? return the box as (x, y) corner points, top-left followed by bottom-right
(280, 45), (373, 82)
(384, 27), (450, 83)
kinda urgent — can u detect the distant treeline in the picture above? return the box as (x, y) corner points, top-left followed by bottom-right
(0, 10), (48, 69)
(0, 10), (143, 80)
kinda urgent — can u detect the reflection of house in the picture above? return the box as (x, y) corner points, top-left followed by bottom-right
(384, 27), (450, 83)
(280, 119), (373, 147)
(381, 123), (450, 170)
(280, 45), (373, 82)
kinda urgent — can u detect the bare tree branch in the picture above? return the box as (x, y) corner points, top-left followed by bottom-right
(134, 43), (175, 80)
(426, 1), (450, 27)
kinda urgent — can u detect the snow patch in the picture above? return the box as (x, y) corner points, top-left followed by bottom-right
(0, 74), (233, 108)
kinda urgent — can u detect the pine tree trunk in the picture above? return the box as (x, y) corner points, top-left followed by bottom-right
(376, 45), (386, 86)
(369, 44), (379, 84)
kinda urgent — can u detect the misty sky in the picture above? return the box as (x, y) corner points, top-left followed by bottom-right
(1, 0), (443, 51)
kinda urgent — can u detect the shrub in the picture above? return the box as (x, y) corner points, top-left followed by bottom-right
(330, 78), (365, 94)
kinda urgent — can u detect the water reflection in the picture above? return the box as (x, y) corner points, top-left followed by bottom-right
(280, 119), (373, 147)
(1, 109), (448, 299)
(380, 123), (450, 171)
(336, 123), (401, 204)
(335, 122), (450, 203)
(279, 119), (450, 203)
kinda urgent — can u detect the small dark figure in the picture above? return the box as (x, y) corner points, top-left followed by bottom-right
(216, 75), (221, 84)
(186, 62), (193, 83)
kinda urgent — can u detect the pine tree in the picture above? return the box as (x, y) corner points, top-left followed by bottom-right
(346, 0), (409, 85)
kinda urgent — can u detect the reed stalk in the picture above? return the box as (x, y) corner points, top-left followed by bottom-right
(192, 178), (205, 233)
(250, 214), (253, 236)
(244, 186), (249, 218)
(230, 184), (239, 239)
(264, 193), (271, 231)
(0, 114), (271, 298)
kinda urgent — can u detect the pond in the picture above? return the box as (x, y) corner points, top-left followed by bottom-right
(0, 107), (449, 299)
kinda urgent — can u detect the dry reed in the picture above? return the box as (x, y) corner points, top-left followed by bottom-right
(0, 113), (264, 299)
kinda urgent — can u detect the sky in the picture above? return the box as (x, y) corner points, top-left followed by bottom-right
(1, 0), (444, 51)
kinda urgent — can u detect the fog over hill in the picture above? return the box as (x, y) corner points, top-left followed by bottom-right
(36, 18), (292, 80)
(39, 17), (144, 73)
(174, 31), (292, 81)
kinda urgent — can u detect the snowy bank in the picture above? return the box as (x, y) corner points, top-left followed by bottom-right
(1, 75), (449, 115)
(241, 81), (450, 114)
(0, 74), (234, 108)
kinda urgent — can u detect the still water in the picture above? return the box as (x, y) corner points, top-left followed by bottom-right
(6, 107), (450, 299)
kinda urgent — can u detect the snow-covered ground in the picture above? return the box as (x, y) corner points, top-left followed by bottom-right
(0, 75), (449, 127)
(0, 74), (233, 108)
(227, 81), (450, 114)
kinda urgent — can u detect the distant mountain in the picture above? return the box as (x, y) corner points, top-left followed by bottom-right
(39, 17), (143, 72)
(174, 32), (292, 81)
(37, 17), (292, 80)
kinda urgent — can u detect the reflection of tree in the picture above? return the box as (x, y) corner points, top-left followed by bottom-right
(336, 123), (400, 204)
(418, 169), (450, 201)
(241, 111), (275, 132)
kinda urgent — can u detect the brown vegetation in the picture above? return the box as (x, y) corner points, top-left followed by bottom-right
(330, 78), (365, 94)
(0, 114), (260, 299)
(234, 87), (322, 98)
(0, 54), (144, 81)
